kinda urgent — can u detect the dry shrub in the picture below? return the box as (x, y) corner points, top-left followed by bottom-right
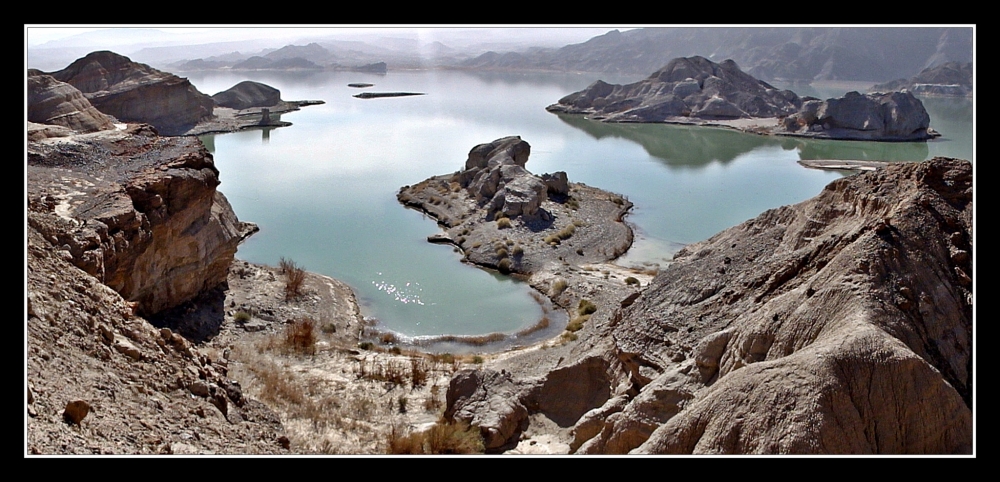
(549, 278), (568, 297)
(285, 318), (317, 355)
(280, 257), (307, 301)
(387, 420), (484, 454)
(410, 357), (429, 387)
(515, 316), (550, 337)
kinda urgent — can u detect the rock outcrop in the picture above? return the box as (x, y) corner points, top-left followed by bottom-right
(547, 56), (802, 122)
(397, 136), (633, 275)
(26, 123), (293, 454)
(48, 51), (216, 135)
(549, 56), (937, 142)
(27, 69), (116, 135)
(871, 62), (973, 97)
(211, 81), (282, 110)
(778, 90), (934, 141)
(27, 124), (257, 316)
(442, 158), (973, 454)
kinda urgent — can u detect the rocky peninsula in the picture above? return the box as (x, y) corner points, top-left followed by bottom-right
(437, 157), (972, 454)
(547, 56), (938, 141)
(871, 62), (973, 98)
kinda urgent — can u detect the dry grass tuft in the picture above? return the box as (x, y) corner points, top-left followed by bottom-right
(279, 257), (307, 301)
(285, 318), (317, 355)
(386, 420), (484, 454)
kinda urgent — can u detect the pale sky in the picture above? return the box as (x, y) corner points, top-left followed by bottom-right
(24, 25), (635, 48)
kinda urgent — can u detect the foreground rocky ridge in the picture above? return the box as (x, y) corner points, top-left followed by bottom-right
(548, 56), (936, 142)
(442, 158), (973, 454)
(26, 126), (293, 454)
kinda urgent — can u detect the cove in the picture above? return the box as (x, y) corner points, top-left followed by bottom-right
(192, 69), (973, 341)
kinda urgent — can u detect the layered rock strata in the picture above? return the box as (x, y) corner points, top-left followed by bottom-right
(27, 70), (116, 136)
(48, 51), (216, 136)
(443, 158), (973, 454)
(27, 124), (257, 316)
(548, 56), (936, 141)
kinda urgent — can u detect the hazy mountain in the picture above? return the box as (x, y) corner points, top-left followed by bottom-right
(460, 27), (973, 82)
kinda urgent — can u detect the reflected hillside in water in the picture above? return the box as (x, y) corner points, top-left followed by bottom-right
(554, 113), (793, 168)
(554, 113), (933, 168)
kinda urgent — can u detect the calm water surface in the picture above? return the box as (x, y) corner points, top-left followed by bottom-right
(190, 70), (973, 341)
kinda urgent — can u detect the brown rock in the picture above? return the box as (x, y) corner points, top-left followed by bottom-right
(63, 400), (90, 425)
(27, 70), (116, 133)
(49, 51), (215, 135)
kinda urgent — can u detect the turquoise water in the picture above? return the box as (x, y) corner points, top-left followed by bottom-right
(191, 70), (973, 339)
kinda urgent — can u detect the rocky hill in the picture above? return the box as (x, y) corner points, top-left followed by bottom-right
(442, 158), (973, 454)
(871, 62), (973, 97)
(548, 56), (936, 141)
(47, 51), (216, 135)
(212, 81), (283, 110)
(547, 56), (802, 122)
(27, 69), (116, 137)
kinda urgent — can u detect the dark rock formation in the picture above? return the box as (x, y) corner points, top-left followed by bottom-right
(48, 51), (216, 136)
(871, 62), (973, 97)
(779, 91), (934, 141)
(550, 57), (936, 142)
(353, 92), (424, 99)
(27, 70), (116, 135)
(27, 124), (256, 316)
(547, 56), (802, 122)
(212, 81), (282, 110)
(442, 158), (972, 454)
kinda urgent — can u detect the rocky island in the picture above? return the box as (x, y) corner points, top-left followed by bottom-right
(547, 56), (938, 141)
(35, 51), (322, 137)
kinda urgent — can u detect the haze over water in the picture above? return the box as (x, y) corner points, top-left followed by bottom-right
(194, 69), (973, 340)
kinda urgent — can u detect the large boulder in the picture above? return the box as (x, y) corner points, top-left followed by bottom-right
(783, 91), (933, 140)
(49, 51), (215, 135)
(458, 136), (549, 220)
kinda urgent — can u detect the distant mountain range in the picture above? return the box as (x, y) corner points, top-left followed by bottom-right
(28, 27), (973, 84)
(460, 27), (973, 83)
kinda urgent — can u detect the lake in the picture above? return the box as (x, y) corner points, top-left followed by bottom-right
(189, 69), (973, 345)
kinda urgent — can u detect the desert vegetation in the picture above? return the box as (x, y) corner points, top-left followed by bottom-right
(279, 257), (306, 301)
